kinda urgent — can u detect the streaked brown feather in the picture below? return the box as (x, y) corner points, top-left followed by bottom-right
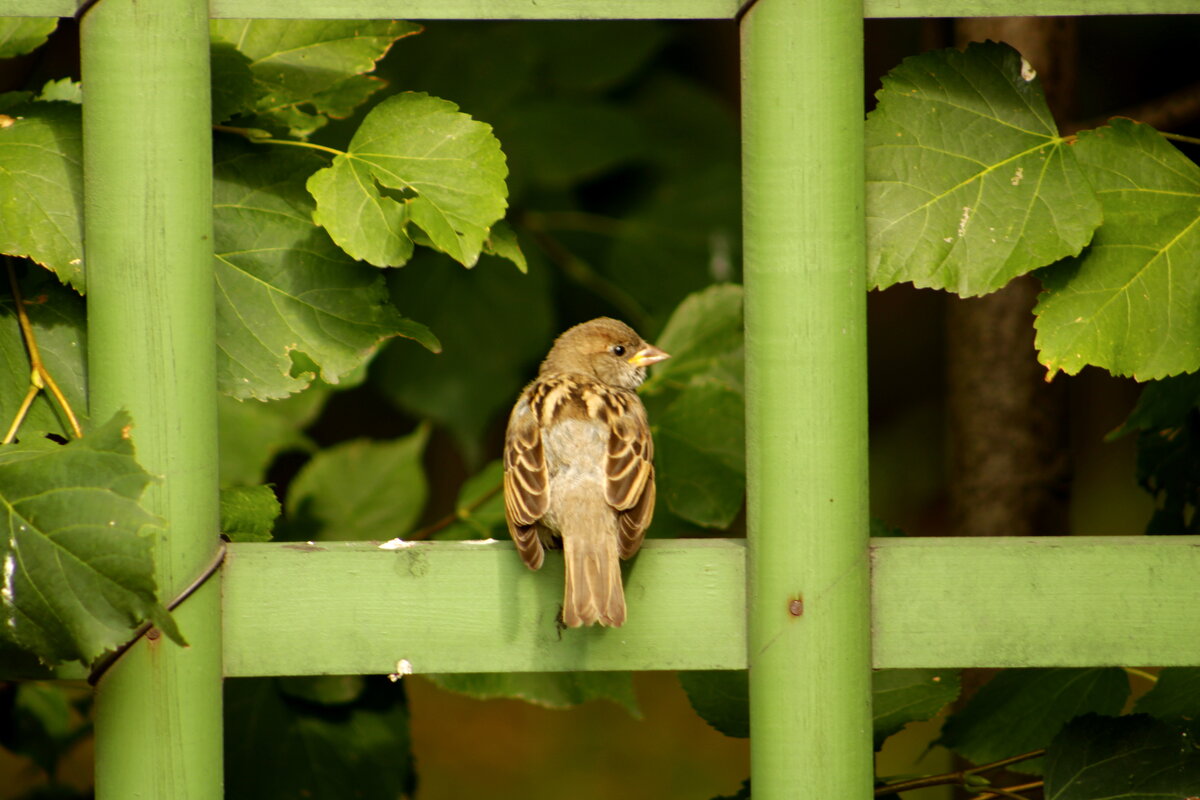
(503, 390), (549, 570)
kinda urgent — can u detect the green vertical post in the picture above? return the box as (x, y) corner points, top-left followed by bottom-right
(81, 1), (221, 797)
(741, 0), (872, 797)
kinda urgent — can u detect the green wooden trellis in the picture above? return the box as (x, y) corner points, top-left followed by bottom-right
(4, 0), (1200, 798)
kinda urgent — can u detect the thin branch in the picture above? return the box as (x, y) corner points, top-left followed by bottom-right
(1069, 79), (1200, 134)
(406, 482), (503, 541)
(1160, 131), (1200, 148)
(213, 124), (346, 157)
(4, 260), (84, 442)
(876, 749), (1046, 796)
(519, 212), (649, 330)
(977, 780), (1043, 800)
(1123, 666), (1158, 683)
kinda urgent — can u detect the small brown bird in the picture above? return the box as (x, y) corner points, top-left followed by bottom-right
(503, 318), (669, 627)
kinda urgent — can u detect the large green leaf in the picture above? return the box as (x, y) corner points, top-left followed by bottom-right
(938, 668), (1129, 774)
(655, 383), (745, 529)
(679, 668), (958, 747)
(872, 668), (960, 749)
(373, 250), (553, 466)
(213, 139), (438, 400)
(866, 42), (1101, 297)
(210, 19), (418, 136)
(435, 459), (506, 541)
(644, 283), (744, 394)
(0, 412), (181, 666)
(225, 676), (413, 800)
(1035, 119), (1200, 380)
(217, 390), (324, 487)
(308, 92), (509, 268)
(219, 485), (281, 543)
(1044, 714), (1200, 800)
(423, 671), (639, 716)
(284, 427), (430, 542)
(0, 100), (83, 292)
(1134, 668), (1200, 722)
(0, 268), (88, 442)
(0, 18), (57, 59)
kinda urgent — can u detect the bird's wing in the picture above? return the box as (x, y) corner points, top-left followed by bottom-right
(606, 394), (656, 560)
(503, 390), (549, 570)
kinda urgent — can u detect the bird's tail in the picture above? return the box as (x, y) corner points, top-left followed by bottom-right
(562, 528), (625, 627)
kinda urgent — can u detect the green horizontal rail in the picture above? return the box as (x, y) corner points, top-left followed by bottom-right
(10, 0), (1200, 18)
(221, 536), (1200, 677)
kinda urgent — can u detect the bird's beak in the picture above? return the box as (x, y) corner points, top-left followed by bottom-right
(627, 345), (670, 368)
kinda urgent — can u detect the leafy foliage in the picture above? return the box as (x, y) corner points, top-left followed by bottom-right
(422, 671), (639, 716)
(866, 41), (1100, 297)
(1043, 714), (1200, 799)
(1035, 120), (1200, 380)
(219, 485), (281, 543)
(0, 412), (180, 666)
(937, 668), (1129, 775)
(225, 676), (413, 800)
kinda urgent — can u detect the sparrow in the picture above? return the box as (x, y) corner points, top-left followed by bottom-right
(503, 318), (670, 627)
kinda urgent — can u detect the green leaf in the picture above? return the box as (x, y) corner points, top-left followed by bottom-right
(0, 682), (87, 774)
(938, 668), (1129, 775)
(285, 427), (430, 542)
(1035, 119), (1200, 380)
(220, 485), (281, 543)
(1134, 668), (1200, 722)
(36, 79), (81, 105)
(604, 164), (742, 329)
(866, 42), (1101, 297)
(213, 138), (438, 400)
(539, 21), (669, 93)
(0, 100), (83, 291)
(373, 251), (553, 466)
(0, 18), (57, 59)
(436, 459), (506, 541)
(225, 676), (413, 800)
(872, 669), (960, 749)
(210, 19), (419, 135)
(1043, 714), (1200, 800)
(655, 383), (745, 529)
(217, 390), (324, 487)
(679, 670), (748, 738)
(423, 671), (639, 716)
(680, 668), (958, 747)
(644, 283), (744, 395)
(310, 74), (386, 119)
(1108, 376), (1200, 534)
(0, 411), (181, 666)
(0, 268), (89, 441)
(308, 92), (509, 267)
(482, 220), (527, 273)
(277, 675), (365, 706)
(500, 100), (644, 189)
(210, 41), (257, 125)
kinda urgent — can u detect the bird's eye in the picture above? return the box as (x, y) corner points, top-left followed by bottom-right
(611, 345), (626, 357)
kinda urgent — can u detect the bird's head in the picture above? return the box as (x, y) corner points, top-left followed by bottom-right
(540, 317), (670, 390)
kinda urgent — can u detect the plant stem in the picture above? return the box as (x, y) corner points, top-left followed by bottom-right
(407, 482), (503, 541)
(213, 124), (346, 157)
(1124, 666), (1158, 682)
(977, 781), (1043, 800)
(520, 212), (649, 330)
(1160, 131), (1200, 147)
(876, 749), (1046, 796)
(3, 260), (84, 442)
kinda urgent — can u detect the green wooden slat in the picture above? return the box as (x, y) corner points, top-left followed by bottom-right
(82, 0), (223, 798)
(222, 539), (747, 676)
(8, 0), (1200, 18)
(221, 536), (1200, 677)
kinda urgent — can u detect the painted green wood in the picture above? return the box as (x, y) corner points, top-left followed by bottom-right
(10, 0), (1200, 18)
(81, 1), (223, 798)
(741, 0), (872, 796)
(871, 536), (1200, 668)
(222, 539), (747, 676)
(219, 537), (1200, 677)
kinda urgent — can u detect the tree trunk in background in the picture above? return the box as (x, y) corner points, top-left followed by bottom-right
(947, 18), (1076, 540)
